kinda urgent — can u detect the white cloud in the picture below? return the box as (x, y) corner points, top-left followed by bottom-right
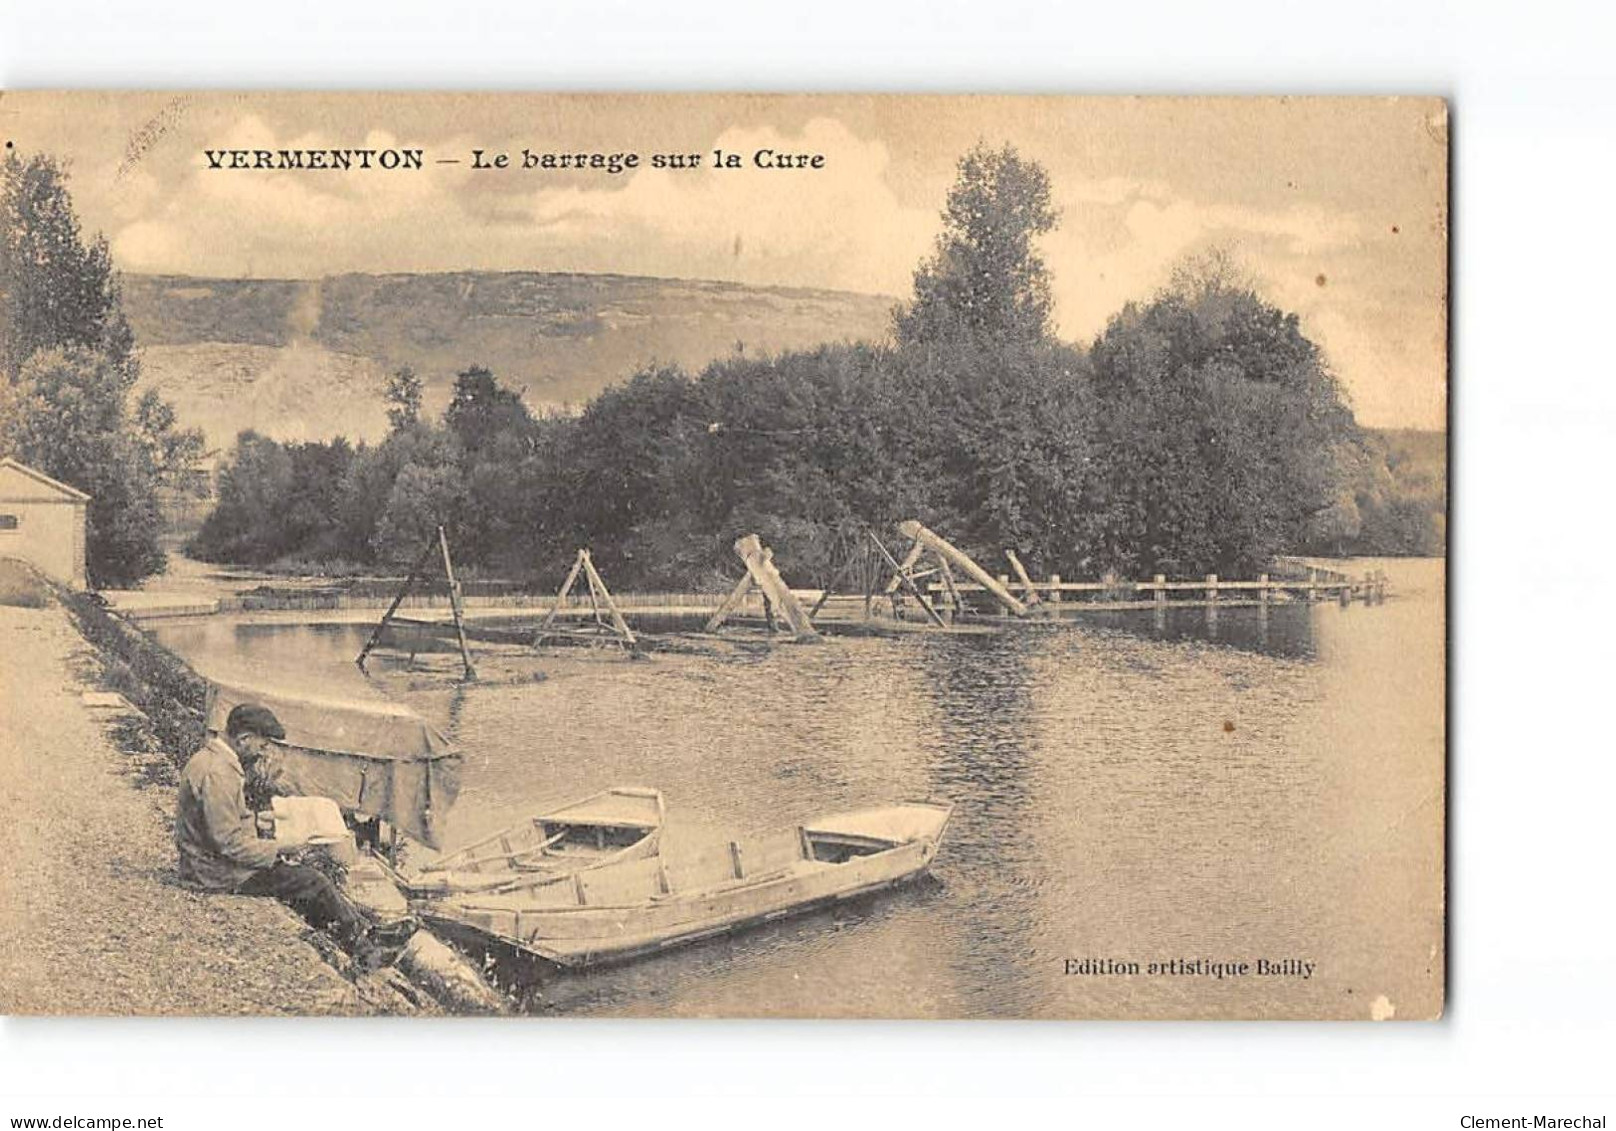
(103, 110), (1442, 428)
(111, 115), (933, 295)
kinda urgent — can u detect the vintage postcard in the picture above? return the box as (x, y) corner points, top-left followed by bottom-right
(0, 93), (1446, 1019)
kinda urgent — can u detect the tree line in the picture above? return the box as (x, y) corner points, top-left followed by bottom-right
(190, 146), (1440, 589)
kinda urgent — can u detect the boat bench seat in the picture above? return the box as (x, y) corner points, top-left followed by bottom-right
(662, 827), (810, 891)
(565, 828), (815, 906)
(576, 856), (666, 905)
(737, 828), (810, 876)
(663, 844), (740, 892)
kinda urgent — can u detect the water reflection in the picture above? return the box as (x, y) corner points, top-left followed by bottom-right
(1080, 601), (1316, 659)
(910, 634), (1044, 1017)
(151, 558), (1443, 1018)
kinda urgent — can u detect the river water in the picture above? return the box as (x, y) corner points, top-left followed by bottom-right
(153, 557), (1445, 1019)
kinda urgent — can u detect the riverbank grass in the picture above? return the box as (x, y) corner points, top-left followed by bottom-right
(0, 558), (49, 607)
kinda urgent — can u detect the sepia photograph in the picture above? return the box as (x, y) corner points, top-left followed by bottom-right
(0, 92), (1447, 1020)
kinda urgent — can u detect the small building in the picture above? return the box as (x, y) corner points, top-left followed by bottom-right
(0, 458), (89, 589)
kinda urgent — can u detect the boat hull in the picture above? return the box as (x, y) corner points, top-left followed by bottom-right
(421, 801), (952, 969)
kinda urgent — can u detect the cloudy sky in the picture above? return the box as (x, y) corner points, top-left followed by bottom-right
(4, 93), (1446, 428)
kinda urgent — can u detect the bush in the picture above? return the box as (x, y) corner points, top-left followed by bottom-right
(60, 590), (209, 770)
(0, 559), (49, 607)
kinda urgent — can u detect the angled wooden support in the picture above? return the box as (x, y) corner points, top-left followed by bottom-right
(869, 529), (946, 628)
(357, 527), (477, 680)
(536, 552), (587, 637)
(704, 569), (757, 633)
(1004, 549), (1042, 607)
(356, 535), (439, 672)
(897, 520), (1029, 618)
(535, 549), (637, 649)
(809, 539), (870, 620)
(883, 538), (926, 595)
(438, 526), (478, 680)
(579, 550), (637, 647)
(707, 535), (819, 640)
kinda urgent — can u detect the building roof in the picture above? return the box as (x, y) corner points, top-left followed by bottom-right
(0, 458), (92, 502)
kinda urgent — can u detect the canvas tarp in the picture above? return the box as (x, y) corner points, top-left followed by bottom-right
(205, 682), (461, 848)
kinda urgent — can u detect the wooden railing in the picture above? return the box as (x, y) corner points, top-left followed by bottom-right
(922, 568), (1389, 610)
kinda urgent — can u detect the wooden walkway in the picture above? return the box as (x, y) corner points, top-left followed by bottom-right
(114, 567), (1390, 633)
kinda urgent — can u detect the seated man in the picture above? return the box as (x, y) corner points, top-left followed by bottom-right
(176, 703), (381, 968)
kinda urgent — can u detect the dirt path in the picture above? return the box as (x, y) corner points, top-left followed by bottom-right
(0, 600), (368, 1015)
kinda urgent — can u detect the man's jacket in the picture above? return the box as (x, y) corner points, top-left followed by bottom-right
(175, 736), (279, 890)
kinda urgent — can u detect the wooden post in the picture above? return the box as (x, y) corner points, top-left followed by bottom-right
(1307, 566), (1320, 602)
(936, 556), (961, 625)
(1004, 549), (1041, 607)
(1154, 574), (1167, 610)
(862, 537), (875, 620)
(1258, 573), (1270, 607)
(438, 526), (477, 681)
(1206, 573), (1218, 604)
(581, 550), (637, 647)
(395, 930), (507, 1015)
(1048, 573), (1062, 610)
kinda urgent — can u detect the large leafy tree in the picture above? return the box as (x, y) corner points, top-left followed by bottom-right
(1086, 263), (1364, 576)
(0, 151), (136, 381)
(0, 150), (200, 586)
(894, 143), (1059, 351)
(0, 349), (166, 585)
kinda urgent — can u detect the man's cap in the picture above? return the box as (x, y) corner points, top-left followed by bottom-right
(225, 703), (286, 741)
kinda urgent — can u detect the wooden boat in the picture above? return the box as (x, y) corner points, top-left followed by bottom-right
(399, 787), (666, 898)
(418, 800), (954, 968)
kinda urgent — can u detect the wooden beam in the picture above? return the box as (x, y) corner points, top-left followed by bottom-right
(580, 550), (637, 647)
(733, 534), (819, 640)
(868, 530), (947, 628)
(438, 526), (477, 681)
(1004, 549), (1041, 606)
(356, 535), (440, 671)
(704, 570), (756, 633)
(897, 521), (1029, 617)
(535, 550), (586, 638)
(883, 538), (926, 594)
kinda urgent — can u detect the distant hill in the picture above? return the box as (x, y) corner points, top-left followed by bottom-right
(123, 272), (897, 452)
